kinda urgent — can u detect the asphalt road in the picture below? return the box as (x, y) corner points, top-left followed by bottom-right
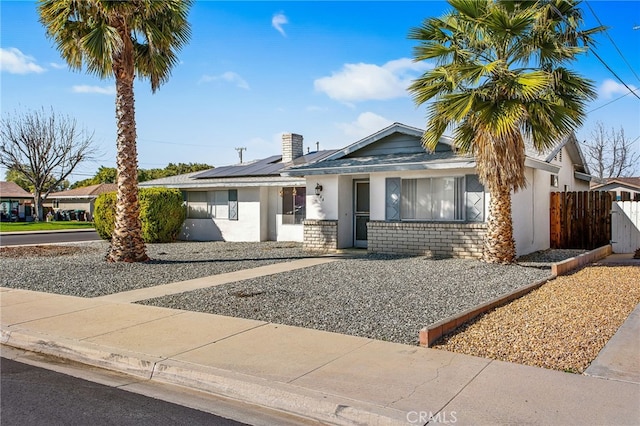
(0, 230), (101, 246)
(1, 357), (247, 426)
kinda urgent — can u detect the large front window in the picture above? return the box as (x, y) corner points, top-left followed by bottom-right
(281, 186), (306, 225)
(186, 190), (237, 220)
(400, 177), (464, 221)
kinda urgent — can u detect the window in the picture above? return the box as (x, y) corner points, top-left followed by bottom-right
(185, 190), (236, 220)
(186, 191), (208, 219)
(281, 186), (306, 225)
(386, 176), (478, 222)
(400, 177), (464, 221)
(551, 174), (559, 187)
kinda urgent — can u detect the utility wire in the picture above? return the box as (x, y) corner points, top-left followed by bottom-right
(587, 87), (640, 113)
(584, 0), (640, 83)
(550, 4), (640, 101)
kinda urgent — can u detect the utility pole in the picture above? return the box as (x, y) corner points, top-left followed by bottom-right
(235, 147), (247, 163)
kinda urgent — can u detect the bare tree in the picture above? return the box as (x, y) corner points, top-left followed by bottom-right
(582, 122), (639, 179)
(0, 108), (97, 221)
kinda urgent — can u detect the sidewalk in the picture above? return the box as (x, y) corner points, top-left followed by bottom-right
(2, 257), (639, 425)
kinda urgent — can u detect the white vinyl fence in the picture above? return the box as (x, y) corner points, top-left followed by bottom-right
(611, 201), (640, 253)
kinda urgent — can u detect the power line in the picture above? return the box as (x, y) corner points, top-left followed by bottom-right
(550, 4), (640, 101)
(587, 87), (640, 113)
(584, 0), (640, 83)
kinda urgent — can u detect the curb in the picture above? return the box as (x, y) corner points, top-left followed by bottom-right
(0, 228), (97, 236)
(419, 244), (614, 347)
(1, 327), (407, 426)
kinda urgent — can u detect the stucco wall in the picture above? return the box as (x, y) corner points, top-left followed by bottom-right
(512, 167), (551, 256)
(180, 187), (262, 241)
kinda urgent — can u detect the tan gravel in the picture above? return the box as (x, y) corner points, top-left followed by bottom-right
(433, 265), (640, 373)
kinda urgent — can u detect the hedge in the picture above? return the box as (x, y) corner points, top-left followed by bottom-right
(94, 187), (186, 243)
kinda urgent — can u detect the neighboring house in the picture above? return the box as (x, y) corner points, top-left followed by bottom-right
(140, 134), (336, 242)
(0, 181), (33, 222)
(590, 177), (640, 200)
(46, 183), (118, 219)
(284, 122), (591, 258)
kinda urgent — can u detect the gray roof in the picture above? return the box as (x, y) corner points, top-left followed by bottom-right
(284, 151), (476, 176)
(285, 122), (587, 177)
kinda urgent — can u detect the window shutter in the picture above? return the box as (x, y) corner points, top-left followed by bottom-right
(465, 175), (484, 222)
(228, 189), (238, 221)
(385, 178), (401, 221)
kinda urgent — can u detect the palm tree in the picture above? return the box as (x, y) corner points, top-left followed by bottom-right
(39, 0), (192, 262)
(408, 0), (601, 263)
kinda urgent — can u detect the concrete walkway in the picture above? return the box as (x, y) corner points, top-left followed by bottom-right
(2, 256), (639, 425)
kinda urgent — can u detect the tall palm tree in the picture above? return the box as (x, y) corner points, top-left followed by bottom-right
(39, 0), (192, 262)
(409, 0), (601, 263)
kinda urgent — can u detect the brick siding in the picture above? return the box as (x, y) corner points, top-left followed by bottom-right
(303, 219), (338, 251)
(367, 221), (486, 259)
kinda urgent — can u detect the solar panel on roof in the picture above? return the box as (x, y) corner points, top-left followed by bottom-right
(192, 151), (337, 179)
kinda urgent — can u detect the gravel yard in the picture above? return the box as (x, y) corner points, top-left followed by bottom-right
(0, 241), (308, 297)
(0, 241), (557, 345)
(138, 253), (552, 345)
(432, 265), (640, 373)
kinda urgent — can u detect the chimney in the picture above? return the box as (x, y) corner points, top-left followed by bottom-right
(282, 133), (304, 163)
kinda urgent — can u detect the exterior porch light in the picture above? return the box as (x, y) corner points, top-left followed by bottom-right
(315, 183), (323, 196)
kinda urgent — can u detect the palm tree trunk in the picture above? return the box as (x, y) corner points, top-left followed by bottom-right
(107, 64), (148, 263)
(483, 185), (516, 264)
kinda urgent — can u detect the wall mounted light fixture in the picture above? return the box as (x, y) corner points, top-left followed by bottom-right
(315, 183), (323, 196)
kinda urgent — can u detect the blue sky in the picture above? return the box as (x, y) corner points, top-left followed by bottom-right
(2, 1), (639, 183)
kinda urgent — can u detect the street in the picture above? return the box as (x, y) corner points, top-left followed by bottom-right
(1, 356), (246, 426)
(0, 230), (100, 246)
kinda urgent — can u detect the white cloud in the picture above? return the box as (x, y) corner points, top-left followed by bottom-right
(72, 85), (116, 95)
(50, 62), (66, 69)
(337, 112), (393, 139)
(314, 58), (432, 103)
(272, 12), (288, 37)
(200, 71), (250, 90)
(0, 47), (46, 74)
(599, 79), (638, 99)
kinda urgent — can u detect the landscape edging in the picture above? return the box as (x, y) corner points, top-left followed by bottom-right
(419, 245), (613, 348)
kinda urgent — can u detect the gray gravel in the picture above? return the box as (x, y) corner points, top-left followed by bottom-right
(0, 241), (308, 297)
(138, 253), (554, 345)
(1, 241), (572, 345)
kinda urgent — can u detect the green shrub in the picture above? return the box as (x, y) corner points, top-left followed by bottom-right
(93, 187), (186, 243)
(93, 191), (116, 240)
(139, 187), (186, 243)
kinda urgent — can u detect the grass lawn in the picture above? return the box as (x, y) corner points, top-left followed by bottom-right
(0, 221), (95, 232)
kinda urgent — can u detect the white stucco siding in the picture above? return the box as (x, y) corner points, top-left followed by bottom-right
(306, 176), (339, 220)
(552, 146), (590, 192)
(511, 167), (551, 256)
(180, 188), (262, 242)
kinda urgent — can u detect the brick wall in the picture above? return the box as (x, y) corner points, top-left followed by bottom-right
(303, 219), (338, 251)
(367, 221), (486, 259)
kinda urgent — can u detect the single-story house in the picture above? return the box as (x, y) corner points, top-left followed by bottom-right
(139, 133), (336, 242)
(46, 183), (118, 220)
(590, 177), (640, 200)
(283, 123), (591, 258)
(0, 181), (34, 222)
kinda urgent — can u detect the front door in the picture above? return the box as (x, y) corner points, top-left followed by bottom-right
(354, 180), (370, 248)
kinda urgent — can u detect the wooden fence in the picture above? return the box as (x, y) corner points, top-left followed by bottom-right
(550, 191), (613, 249)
